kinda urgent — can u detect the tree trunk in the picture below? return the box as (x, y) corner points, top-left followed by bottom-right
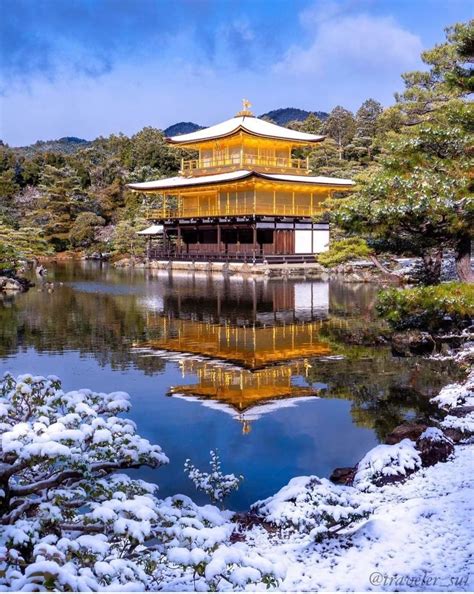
(455, 234), (473, 283)
(369, 255), (403, 283)
(421, 249), (443, 285)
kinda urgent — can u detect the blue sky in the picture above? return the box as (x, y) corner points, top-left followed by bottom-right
(0, 0), (471, 146)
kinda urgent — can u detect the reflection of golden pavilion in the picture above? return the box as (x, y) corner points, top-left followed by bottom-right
(170, 359), (318, 411)
(142, 318), (331, 369)
(134, 277), (332, 430)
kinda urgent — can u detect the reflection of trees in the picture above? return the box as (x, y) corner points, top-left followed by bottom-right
(0, 286), (166, 374)
(329, 282), (379, 318)
(305, 353), (464, 441)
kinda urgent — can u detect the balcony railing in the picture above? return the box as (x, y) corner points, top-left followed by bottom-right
(146, 203), (323, 220)
(181, 154), (309, 176)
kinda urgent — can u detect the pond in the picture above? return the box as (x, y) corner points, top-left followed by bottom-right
(0, 262), (463, 509)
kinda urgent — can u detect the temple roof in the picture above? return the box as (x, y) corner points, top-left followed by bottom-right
(167, 115), (325, 145)
(128, 170), (355, 192)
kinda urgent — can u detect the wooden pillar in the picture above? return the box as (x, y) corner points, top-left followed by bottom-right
(252, 224), (257, 261)
(177, 225), (182, 255)
(217, 223), (221, 252)
(162, 193), (166, 219)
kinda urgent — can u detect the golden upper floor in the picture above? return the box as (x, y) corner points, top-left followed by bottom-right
(166, 103), (324, 177)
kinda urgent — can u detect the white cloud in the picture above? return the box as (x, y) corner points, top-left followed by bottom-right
(275, 9), (423, 76)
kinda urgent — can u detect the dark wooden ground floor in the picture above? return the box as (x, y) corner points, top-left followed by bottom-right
(145, 218), (329, 263)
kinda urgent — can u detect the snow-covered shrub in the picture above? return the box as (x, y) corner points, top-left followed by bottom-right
(252, 476), (372, 542)
(166, 541), (282, 591)
(431, 373), (474, 410)
(185, 450), (243, 507)
(440, 411), (474, 438)
(353, 439), (421, 491)
(0, 373), (282, 591)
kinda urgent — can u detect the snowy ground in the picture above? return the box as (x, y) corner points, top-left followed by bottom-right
(246, 445), (473, 592)
(239, 353), (474, 592)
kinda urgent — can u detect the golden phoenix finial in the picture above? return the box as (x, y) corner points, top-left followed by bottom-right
(236, 98), (253, 117)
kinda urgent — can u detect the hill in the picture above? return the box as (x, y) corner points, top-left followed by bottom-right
(15, 137), (91, 157)
(259, 108), (329, 125)
(163, 122), (204, 137)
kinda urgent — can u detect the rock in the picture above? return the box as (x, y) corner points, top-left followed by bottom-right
(416, 432), (454, 467)
(447, 405), (474, 418)
(3, 279), (22, 291)
(442, 428), (464, 443)
(329, 466), (356, 485)
(114, 258), (132, 268)
(391, 331), (436, 357)
(0, 276), (29, 293)
(385, 422), (428, 445)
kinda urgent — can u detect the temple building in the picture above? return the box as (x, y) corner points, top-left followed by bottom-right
(129, 101), (354, 262)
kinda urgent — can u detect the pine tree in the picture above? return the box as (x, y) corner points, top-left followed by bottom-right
(323, 106), (356, 160)
(346, 99), (384, 162)
(37, 164), (88, 248)
(330, 20), (474, 284)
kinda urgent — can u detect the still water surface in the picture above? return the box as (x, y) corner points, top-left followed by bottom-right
(0, 263), (462, 508)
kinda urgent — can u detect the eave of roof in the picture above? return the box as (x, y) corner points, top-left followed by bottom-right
(166, 116), (325, 145)
(127, 170), (355, 192)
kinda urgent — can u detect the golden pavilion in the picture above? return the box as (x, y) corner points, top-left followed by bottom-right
(129, 101), (354, 262)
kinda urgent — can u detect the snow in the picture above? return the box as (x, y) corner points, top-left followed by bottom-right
(431, 371), (474, 410)
(136, 224), (164, 235)
(253, 476), (372, 541)
(244, 445), (474, 592)
(127, 169), (354, 192)
(261, 172), (355, 186)
(167, 115), (325, 144)
(353, 439), (422, 492)
(128, 169), (252, 191)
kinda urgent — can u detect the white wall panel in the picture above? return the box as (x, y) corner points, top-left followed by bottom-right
(313, 230), (329, 253)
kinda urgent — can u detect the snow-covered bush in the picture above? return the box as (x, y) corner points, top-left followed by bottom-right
(252, 476), (372, 542)
(353, 439), (421, 491)
(431, 373), (474, 410)
(185, 450), (243, 507)
(440, 411), (474, 438)
(0, 373), (281, 591)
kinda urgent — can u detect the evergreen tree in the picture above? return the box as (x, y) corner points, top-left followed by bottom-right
(69, 212), (106, 248)
(0, 223), (51, 271)
(330, 20), (474, 284)
(323, 106), (356, 160)
(346, 99), (384, 162)
(37, 164), (88, 248)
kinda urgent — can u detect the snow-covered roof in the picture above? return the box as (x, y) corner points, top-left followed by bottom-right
(128, 170), (354, 192)
(167, 116), (325, 145)
(136, 224), (164, 235)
